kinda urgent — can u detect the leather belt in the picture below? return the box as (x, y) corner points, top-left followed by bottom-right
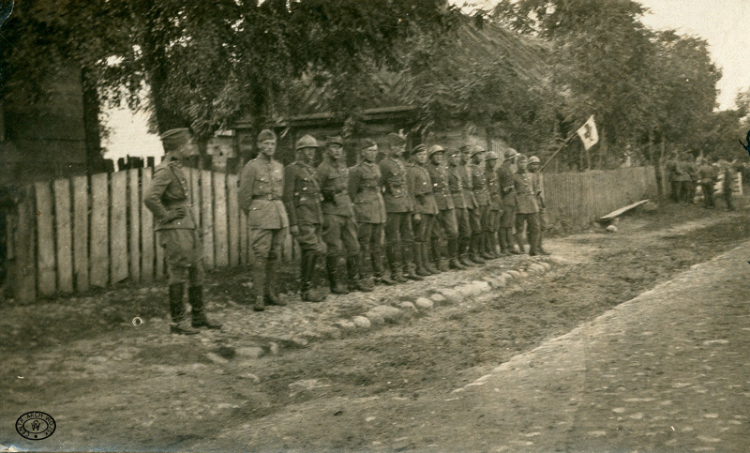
(253, 194), (280, 201)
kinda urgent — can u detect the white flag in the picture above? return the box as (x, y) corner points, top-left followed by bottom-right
(577, 115), (599, 150)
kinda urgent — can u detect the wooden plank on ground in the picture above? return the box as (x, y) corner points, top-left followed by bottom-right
(213, 172), (229, 267)
(14, 190), (36, 303)
(53, 179), (73, 294)
(227, 174), (240, 267)
(72, 176), (89, 292)
(599, 199), (649, 222)
(110, 171), (128, 283)
(140, 168), (154, 282)
(201, 170), (215, 269)
(128, 169), (141, 282)
(35, 181), (56, 296)
(89, 173), (109, 287)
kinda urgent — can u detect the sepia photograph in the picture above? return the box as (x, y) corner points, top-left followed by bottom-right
(1, 0), (749, 451)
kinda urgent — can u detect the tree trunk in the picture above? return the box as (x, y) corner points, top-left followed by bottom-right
(649, 130), (663, 197)
(81, 68), (105, 174)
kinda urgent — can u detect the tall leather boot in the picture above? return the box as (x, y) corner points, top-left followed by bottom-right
(459, 237), (475, 267)
(430, 238), (448, 273)
(348, 255), (373, 292)
(387, 243), (407, 283)
(373, 248), (395, 285)
(528, 226), (541, 256)
(413, 243), (431, 277)
(470, 234), (486, 264)
(506, 229), (522, 255)
(264, 259), (286, 306)
(169, 283), (199, 335)
(536, 232), (551, 255)
(189, 286), (221, 329)
(489, 232), (501, 258)
(448, 238), (466, 269)
(327, 255), (350, 294)
(252, 259), (267, 311)
(498, 228), (509, 256)
(403, 243), (424, 281)
(301, 252), (326, 302)
(480, 232), (495, 260)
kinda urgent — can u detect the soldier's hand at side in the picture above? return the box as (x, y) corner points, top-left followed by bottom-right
(413, 213), (421, 222)
(164, 208), (186, 222)
(290, 225), (300, 236)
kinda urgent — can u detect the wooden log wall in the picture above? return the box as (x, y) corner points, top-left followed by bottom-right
(6, 168), (254, 303)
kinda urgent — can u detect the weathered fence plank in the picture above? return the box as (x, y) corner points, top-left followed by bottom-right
(128, 169), (141, 282)
(201, 170), (215, 269)
(14, 192), (36, 302)
(227, 174), (240, 267)
(189, 168), (200, 227)
(53, 179), (73, 294)
(35, 182), (56, 296)
(110, 171), (128, 283)
(90, 173), (109, 287)
(140, 168), (154, 282)
(239, 210), (248, 265)
(72, 176), (89, 292)
(213, 172), (229, 267)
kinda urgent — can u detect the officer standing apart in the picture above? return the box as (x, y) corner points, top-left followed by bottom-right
(513, 155), (542, 255)
(485, 151), (503, 258)
(447, 147), (474, 268)
(316, 135), (363, 294)
(380, 132), (422, 282)
(497, 149), (521, 255)
(408, 144), (440, 276)
(426, 145), (461, 271)
(238, 129), (289, 312)
(283, 135), (327, 302)
(145, 128), (221, 334)
(348, 138), (389, 289)
(528, 156), (551, 255)
(697, 156), (719, 209)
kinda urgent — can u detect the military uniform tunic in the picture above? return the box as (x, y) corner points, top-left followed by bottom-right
(144, 156), (203, 285)
(316, 157), (359, 258)
(284, 160), (324, 254)
(486, 166), (502, 234)
(448, 164), (471, 241)
(408, 163), (438, 244)
(349, 161), (387, 277)
(428, 163), (458, 241)
(380, 156), (414, 248)
(465, 164), (483, 234)
(238, 153), (289, 260)
(513, 171), (541, 251)
(496, 164), (517, 228)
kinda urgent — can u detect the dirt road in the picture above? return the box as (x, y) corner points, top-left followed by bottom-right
(1, 203), (748, 452)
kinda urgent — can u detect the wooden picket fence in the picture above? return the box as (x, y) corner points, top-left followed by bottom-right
(6, 168), (256, 303)
(540, 166), (658, 230)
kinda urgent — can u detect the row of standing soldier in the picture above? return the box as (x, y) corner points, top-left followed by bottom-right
(145, 128), (550, 335)
(666, 152), (739, 210)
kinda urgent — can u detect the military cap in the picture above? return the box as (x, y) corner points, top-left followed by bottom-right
(160, 128), (192, 152)
(528, 156), (541, 164)
(411, 144), (427, 155)
(486, 151), (499, 161)
(504, 148), (520, 160)
(257, 129), (277, 143)
(516, 154), (528, 163)
(427, 145), (445, 158)
(470, 145), (487, 157)
(295, 134), (320, 150)
(446, 147), (461, 156)
(327, 135), (344, 146)
(359, 138), (377, 150)
(388, 131), (407, 146)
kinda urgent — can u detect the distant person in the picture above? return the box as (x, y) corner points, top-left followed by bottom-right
(283, 135), (327, 302)
(721, 162), (740, 211)
(407, 144), (439, 276)
(469, 145), (494, 261)
(697, 156), (719, 209)
(447, 147), (474, 268)
(673, 153), (693, 203)
(144, 128), (221, 334)
(528, 156), (550, 255)
(513, 155), (541, 255)
(239, 129), (289, 312)
(485, 151), (503, 259)
(664, 152), (679, 202)
(426, 145), (460, 271)
(497, 149), (521, 255)
(460, 145), (483, 265)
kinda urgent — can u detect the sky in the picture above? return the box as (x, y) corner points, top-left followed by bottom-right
(103, 0), (750, 162)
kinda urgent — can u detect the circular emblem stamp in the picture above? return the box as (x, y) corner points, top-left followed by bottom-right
(16, 412), (56, 440)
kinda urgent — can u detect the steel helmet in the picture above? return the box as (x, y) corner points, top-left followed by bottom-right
(486, 151), (499, 161)
(428, 145), (445, 158)
(295, 134), (320, 150)
(504, 148), (519, 160)
(528, 156), (541, 164)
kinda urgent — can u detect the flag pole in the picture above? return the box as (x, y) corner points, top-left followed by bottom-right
(540, 131), (577, 172)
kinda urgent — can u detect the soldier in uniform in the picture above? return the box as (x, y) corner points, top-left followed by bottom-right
(721, 162), (739, 211)
(485, 151), (502, 258)
(664, 152), (679, 202)
(513, 155), (541, 255)
(316, 135), (364, 293)
(145, 128), (221, 334)
(238, 129), (289, 312)
(469, 145), (494, 261)
(283, 135), (327, 302)
(349, 138), (390, 288)
(460, 146), (484, 265)
(380, 132), (422, 282)
(426, 145), (461, 271)
(407, 144), (440, 276)
(697, 156), (719, 209)
(528, 156), (550, 255)
(497, 149), (521, 255)
(447, 147), (474, 268)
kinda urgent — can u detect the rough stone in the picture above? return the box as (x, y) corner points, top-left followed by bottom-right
(606, 225), (618, 232)
(317, 326), (342, 340)
(352, 316), (371, 329)
(398, 301), (417, 312)
(430, 293), (446, 304)
(375, 305), (402, 321)
(508, 270), (521, 279)
(438, 288), (462, 304)
(206, 353), (229, 364)
(540, 262), (552, 271)
(335, 320), (357, 331)
(472, 281), (490, 292)
(415, 298), (434, 310)
(269, 342), (280, 355)
(364, 309), (385, 325)
(236, 347), (264, 359)
(547, 256), (573, 266)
